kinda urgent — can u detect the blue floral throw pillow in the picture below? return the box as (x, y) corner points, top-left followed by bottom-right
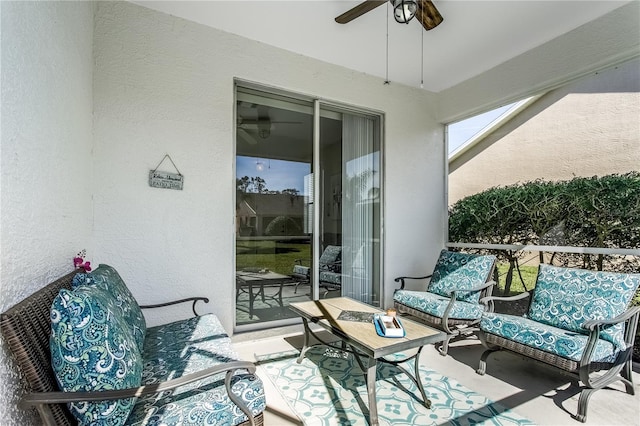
(50, 286), (143, 425)
(81, 264), (147, 351)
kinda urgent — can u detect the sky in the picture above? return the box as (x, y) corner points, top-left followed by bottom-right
(447, 103), (515, 155)
(236, 156), (310, 193)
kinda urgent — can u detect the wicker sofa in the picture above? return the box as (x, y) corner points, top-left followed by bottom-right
(477, 264), (640, 423)
(1, 264), (266, 426)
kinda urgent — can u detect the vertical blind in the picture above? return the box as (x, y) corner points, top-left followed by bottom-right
(341, 114), (377, 303)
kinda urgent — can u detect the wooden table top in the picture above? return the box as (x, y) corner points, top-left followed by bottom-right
(290, 297), (445, 359)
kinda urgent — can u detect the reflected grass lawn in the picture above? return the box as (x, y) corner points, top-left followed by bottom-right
(236, 240), (311, 276)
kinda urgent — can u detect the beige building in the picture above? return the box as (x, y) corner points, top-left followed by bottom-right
(448, 58), (640, 205)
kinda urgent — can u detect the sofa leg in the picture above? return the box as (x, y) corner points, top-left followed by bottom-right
(575, 387), (596, 423)
(476, 348), (499, 375)
(621, 359), (635, 395)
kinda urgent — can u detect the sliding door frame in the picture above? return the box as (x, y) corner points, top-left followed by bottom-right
(233, 80), (385, 331)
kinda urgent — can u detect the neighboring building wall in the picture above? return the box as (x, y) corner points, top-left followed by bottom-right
(448, 58), (640, 205)
(0, 2), (94, 424)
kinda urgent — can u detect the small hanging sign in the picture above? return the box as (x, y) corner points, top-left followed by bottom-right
(149, 154), (184, 190)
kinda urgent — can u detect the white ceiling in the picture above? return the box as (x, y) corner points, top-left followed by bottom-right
(133, 1), (631, 92)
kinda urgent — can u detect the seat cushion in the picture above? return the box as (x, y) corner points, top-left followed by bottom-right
(427, 250), (496, 304)
(126, 315), (266, 426)
(481, 312), (618, 363)
(292, 264), (310, 278)
(82, 264), (147, 350)
(50, 286), (143, 425)
(394, 290), (485, 320)
(144, 313), (229, 353)
(319, 270), (341, 286)
(528, 264), (640, 350)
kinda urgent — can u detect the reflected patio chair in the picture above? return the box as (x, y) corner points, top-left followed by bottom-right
(292, 245), (342, 297)
(393, 249), (497, 355)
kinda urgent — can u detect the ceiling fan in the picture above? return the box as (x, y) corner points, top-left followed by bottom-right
(335, 0), (443, 31)
(237, 106), (302, 145)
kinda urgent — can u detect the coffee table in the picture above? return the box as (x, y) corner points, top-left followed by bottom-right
(236, 270), (299, 319)
(289, 297), (446, 426)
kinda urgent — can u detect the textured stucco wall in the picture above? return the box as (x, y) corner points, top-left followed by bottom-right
(0, 1), (94, 424)
(92, 2), (444, 331)
(448, 58), (640, 204)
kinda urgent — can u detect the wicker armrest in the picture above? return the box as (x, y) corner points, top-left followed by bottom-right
(393, 274), (433, 290)
(139, 296), (209, 317)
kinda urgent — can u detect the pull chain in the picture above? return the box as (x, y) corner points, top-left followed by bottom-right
(385, 1), (390, 85)
(420, 27), (424, 89)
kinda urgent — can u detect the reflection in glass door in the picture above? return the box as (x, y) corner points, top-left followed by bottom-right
(235, 85), (383, 329)
(235, 87), (314, 327)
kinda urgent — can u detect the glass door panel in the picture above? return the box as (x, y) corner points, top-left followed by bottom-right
(319, 106), (382, 306)
(235, 87), (314, 327)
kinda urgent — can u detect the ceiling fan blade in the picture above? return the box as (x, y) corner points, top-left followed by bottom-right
(416, 0), (443, 31)
(335, 0), (387, 24)
(237, 128), (258, 145)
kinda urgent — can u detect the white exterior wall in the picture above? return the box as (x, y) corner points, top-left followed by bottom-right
(92, 2), (445, 331)
(0, 2), (94, 424)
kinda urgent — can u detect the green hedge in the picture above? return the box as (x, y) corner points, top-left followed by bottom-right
(449, 172), (640, 296)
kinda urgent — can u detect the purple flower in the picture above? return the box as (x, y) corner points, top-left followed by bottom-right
(73, 250), (91, 272)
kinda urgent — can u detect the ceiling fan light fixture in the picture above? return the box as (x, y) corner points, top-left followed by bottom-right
(392, 0), (417, 24)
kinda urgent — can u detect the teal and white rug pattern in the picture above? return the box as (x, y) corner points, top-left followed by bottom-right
(259, 346), (535, 426)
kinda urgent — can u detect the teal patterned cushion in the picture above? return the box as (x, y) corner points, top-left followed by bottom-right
(394, 290), (485, 320)
(84, 264), (147, 350)
(125, 314), (266, 425)
(292, 264), (310, 277)
(143, 314), (229, 353)
(320, 245), (342, 273)
(50, 287), (143, 425)
(319, 270), (342, 286)
(481, 312), (618, 363)
(427, 250), (496, 304)
(528, 264), (640, 350)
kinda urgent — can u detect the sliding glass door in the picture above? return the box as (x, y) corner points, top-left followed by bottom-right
(319, 105), (381, 305)
(235, 84), (382, 329)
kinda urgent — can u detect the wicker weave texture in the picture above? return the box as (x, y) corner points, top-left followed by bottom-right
(395, 303), (475, 327)
(485, 333), (614, 373)
(1, 271), (76, 426)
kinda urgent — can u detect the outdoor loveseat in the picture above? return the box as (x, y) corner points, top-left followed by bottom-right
(393, 249), (497, 355)
(1, 264), (266, 426)
(477, 263), (640, 422)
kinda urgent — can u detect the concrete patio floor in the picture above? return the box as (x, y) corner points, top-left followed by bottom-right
(232, 324), (640, 426)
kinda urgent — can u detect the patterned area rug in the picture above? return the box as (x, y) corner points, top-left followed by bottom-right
(259, 346), (535, 426)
